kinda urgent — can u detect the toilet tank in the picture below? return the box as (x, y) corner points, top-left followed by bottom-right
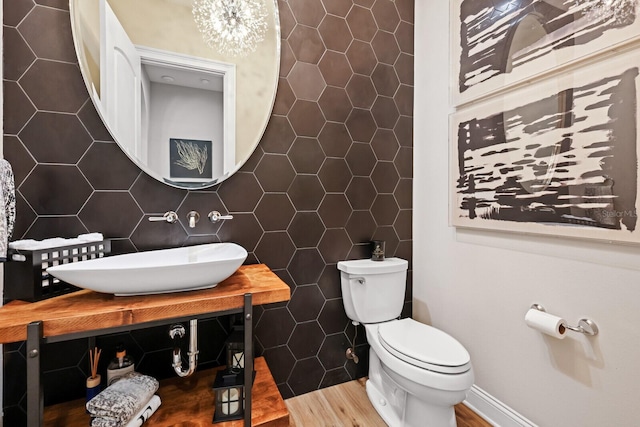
(337, 258), (408, 324)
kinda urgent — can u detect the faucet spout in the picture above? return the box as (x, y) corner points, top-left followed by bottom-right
(187, 211), (200, 228)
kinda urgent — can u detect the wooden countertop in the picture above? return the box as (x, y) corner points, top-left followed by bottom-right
(0, 264), (290, 343)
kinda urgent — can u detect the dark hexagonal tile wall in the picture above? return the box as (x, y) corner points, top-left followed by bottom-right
(318, 228), (352, 264)
(20, 60), (87, 113)
(255, 232), (296, 269)
(318, 87), (352, 123)
(288, 321), (325, 359)
(3, 81), (36, 135)
(20, 165), (92, 215)
(319, 15), (353, 53)
(289, 248), (325, 286)
(288, 137), (325, 174)
(19, 112), (91, 164)
(288, 175), (325, 211)
(347, 6), (377, 42)
(318, 51), (352, 88)
(3, 135), (35, 186)
(289, 357), (324, 395)
(288, 62), (326, 101)
(2, 0), (413, 417)
(318, 333), (351, 370)
(346, 40), (378, 76)
(288, 212), (325, 248)
(255, 308), (296, 348)
(216, 213), (263, 253)
(318, 123), (351, 158)
(288, 285), (326, 322)
(18, 5), (76, 62)
(78, 142), (141, 190)
(287, 25), (324, 64)
(260, 115), (296, 154)
(80, 192), (144, 238)
(3, 27), (35, 81)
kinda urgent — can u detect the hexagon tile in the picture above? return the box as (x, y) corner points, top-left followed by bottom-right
(2, 0), (413, 421)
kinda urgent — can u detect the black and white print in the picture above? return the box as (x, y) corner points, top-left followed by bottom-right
(453, 0), (640, 104)
(451, 48), (640, 243)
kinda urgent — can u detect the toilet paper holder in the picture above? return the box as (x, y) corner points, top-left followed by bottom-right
(530, 304), (599, 336)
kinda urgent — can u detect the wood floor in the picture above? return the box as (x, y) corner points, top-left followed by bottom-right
(285, 379), (492, 427)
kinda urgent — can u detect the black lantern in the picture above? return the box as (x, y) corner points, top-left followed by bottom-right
(212, 369), (245, 423)
(225, 329), (247, 370)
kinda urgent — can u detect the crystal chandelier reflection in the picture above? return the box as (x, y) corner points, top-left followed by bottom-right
(192, 0), (268, 57)
(578, 0), (638, 25)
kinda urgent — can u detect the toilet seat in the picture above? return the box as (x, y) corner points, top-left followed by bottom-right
(377, 318), (471, 374)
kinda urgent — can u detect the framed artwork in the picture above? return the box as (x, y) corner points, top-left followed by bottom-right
(169, 138), (213, 181)
(451, 0), (640, 105)
(450, 47), (640, 244)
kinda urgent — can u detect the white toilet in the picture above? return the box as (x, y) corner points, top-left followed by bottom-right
(337, 257), (474, 427)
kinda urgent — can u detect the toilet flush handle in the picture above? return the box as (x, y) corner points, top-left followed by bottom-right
(351, 277), (366, 285)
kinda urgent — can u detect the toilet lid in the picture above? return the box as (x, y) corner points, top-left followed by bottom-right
(378, 318), (471, 374)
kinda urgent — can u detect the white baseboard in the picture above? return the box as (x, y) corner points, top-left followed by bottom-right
(464, 385), (537, 427)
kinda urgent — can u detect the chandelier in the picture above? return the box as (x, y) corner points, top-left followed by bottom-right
(577, 0), (638, 25)
(192, 0), (268, 57)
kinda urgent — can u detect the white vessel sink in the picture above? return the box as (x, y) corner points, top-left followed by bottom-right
(46, 243), (248, 296)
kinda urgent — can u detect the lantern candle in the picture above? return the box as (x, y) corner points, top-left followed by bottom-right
(221, 388), (240, 415)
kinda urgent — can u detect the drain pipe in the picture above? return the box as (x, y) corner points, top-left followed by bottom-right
(169, 319), (199, 377)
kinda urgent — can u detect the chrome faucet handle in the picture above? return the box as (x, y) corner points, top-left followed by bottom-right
(187, 211), (200, 228)
(208, 211), (233, 222)
(148, 211), (179, 223)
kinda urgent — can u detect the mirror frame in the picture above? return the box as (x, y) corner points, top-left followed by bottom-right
(69, 0), (281, 189)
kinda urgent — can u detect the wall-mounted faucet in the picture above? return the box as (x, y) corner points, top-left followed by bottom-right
(208, 211), (233, 222)
(187, 211), (200, 228)
(148, 211), (178, 224)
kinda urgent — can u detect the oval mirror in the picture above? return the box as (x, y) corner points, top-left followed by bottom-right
(69, 0), (280, 189)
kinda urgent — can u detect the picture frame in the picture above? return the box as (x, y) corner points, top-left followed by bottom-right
(451, 0), (640, 106)
(169, 138), (213, 181)
(450, 46), (640, 244)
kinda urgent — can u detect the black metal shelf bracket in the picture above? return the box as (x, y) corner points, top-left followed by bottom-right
(27, 321), (43, 427)
(243, 293), (253, 427)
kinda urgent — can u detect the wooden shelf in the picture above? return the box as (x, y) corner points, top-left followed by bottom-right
(0, 264), (290, 343)
(44, 357), (289, 427)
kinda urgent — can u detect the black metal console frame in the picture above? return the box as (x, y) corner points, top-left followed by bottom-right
(26, 293), (254, 427)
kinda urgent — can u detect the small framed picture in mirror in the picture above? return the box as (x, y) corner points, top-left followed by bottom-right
(170, 138), (213, 180)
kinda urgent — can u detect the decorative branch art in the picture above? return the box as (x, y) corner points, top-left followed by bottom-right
(169, 138), (213, 180)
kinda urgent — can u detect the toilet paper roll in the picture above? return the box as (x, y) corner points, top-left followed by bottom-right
(525, 309), (567, 339)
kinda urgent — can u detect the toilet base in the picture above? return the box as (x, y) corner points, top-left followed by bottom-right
(366, 346), (460, 427)
(366, 378), (401, 426)
(366, 377), (457, 427)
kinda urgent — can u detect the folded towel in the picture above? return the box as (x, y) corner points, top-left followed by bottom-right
(90, 394), (161, 427)
(87, 372), (159, 427)
(0, 159), (15, 262)
(124, 395), (161, 427)
(78, 233), (105, 242)
(9, 233), (105, 251)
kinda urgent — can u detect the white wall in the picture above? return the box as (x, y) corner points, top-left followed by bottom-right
(147, 82), (224, 179)
(414, 2), (640, 426)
